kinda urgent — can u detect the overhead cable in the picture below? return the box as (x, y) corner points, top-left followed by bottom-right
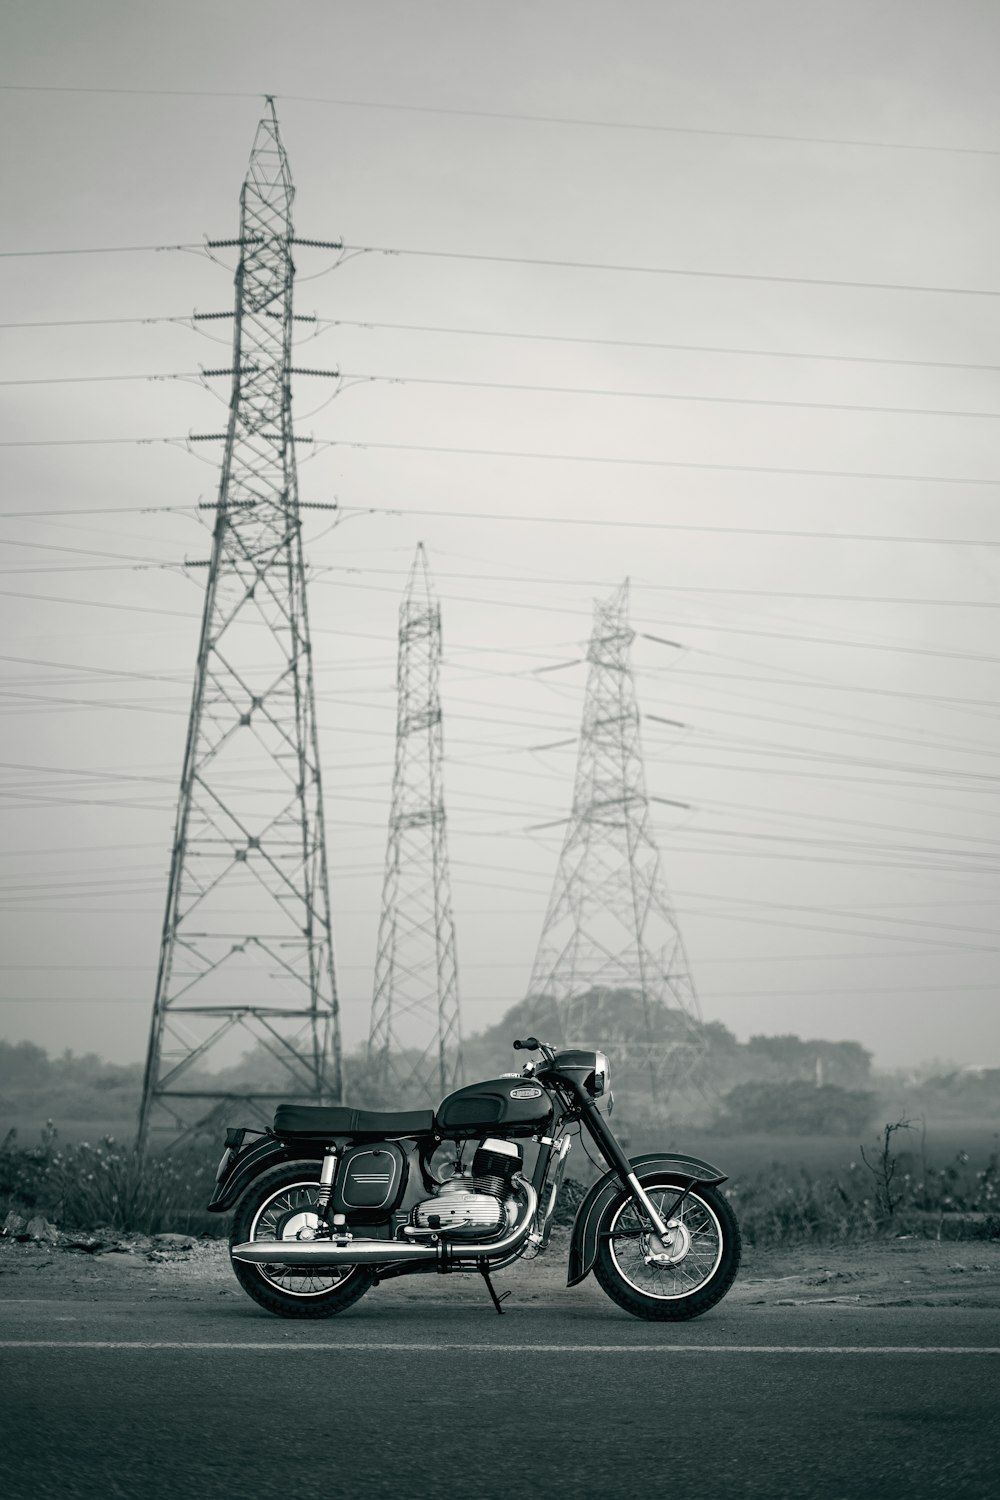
(1, 83), (997, 158)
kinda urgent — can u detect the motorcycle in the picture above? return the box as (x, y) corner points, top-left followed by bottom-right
(208, 1036), (741, 1321)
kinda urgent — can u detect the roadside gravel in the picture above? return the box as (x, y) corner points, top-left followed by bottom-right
(1, 1230), (997, 1308)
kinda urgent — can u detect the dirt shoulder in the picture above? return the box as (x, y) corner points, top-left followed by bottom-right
(1, 1231), (998, 1310)
(738, 1239), (1000, 1308)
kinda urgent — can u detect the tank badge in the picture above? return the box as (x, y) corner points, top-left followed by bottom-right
(509, 1086), (543, 1099)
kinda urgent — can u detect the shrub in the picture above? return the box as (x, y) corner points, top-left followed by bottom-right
(0, 1126), (215, 1235)
(729, 1139), (1000, 1246)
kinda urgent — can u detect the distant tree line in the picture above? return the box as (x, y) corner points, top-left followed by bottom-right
(3, 986), (992, 1140)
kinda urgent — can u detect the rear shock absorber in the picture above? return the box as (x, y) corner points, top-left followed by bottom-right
(316, 1147), (338, 1215)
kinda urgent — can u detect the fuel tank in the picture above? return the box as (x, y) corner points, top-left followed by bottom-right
(435, 1077), (553, 1138)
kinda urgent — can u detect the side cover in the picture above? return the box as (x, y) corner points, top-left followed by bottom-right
(566, 1152), (727, 1287)
(333, 1143), (407, 1222)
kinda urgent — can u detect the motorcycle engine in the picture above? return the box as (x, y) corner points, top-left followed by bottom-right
(409, 1138), (523, 1240)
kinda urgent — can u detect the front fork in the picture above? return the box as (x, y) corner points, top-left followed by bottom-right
(624, 1172), (676, 1241)
(577, 1096), (676, 1242)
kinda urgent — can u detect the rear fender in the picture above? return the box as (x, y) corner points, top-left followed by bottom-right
(566, 1152), (727, 1287)
(206, 1131), (326, 1212)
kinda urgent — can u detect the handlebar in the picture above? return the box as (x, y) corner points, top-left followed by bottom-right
(512, 1036), (557, 1064)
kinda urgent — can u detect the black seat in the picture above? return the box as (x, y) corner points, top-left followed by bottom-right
(273, 1104), (436, 1140)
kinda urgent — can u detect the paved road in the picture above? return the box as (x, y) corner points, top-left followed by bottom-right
(3, 1288), (999, 1500)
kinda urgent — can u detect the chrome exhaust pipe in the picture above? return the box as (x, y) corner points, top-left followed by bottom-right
(232, 1238), (438, 1267)
(232, 1176), (538, 1268)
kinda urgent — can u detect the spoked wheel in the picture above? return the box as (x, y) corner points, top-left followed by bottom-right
(593, 1175), (741, 1322)
(229, 1160), (373, 1319)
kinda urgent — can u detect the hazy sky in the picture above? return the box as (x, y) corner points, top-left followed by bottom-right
(3, 1), (1000, 1071)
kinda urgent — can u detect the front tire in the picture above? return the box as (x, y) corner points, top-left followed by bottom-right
(593, 1175), (741, 1322)
(229, 1160), (374, 1320)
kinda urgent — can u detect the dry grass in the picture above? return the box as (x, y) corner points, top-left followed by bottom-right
(2, 1123), (997, 1246)
(727, 1141), (1000, 1246)
(0, 1125), (215, 1236)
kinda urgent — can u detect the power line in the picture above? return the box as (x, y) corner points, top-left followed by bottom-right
(335, 368), (1000, 424)
(11, 363), (1000, 423)
(0, 505), (192, 518)
(2, 83), (997, 158)
(659, 675), (1000, 763)
(313, 561), (1000, 611)
(342, 504), (1000, 553)
(0, 535), (179, 566)
(0, 988), (966, 1009)
(651, 752), (1000, 800)
(8, 540), (999, 612)
(313, 577), (1000, 669)
(8, 308), (1000, 378)
(0, 371), (215, 386)
(680, 884), (1000, 939)
(2, 885), (997, 954)
(674, 624), (1000, 671)
(4, 232), (1000, 299)
(0, 564), (177, 577)
(676, 727), (1000, 786)
(343, 241), (1000, 300)
(670, 664), (1000, 716)
(317, 317), (1000, 376)
(5, 428), (1000, 488)
(5, 965), (996, 999)
(6, 497), (1000, 552)
(0, 242), (201, 258)
(676, 823), (1000, 867)
(0, 314), (191, 329)
(10, 661), (1000, 818)
(694, 794), (1000, 852)
(0, 587), (196, 619)
(320, 439), (1000, 489)
(5, 571), (1000, 685)
(0, 437), (186, 447)
(656, 696), (1000, 768)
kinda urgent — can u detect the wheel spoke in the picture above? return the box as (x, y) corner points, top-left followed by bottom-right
(247, 1178), (351, 1298)
(607, 1185), (724, 1301)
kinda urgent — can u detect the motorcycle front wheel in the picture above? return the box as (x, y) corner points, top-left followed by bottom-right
(229, 1160), (374, 1319)
(593, 1175), (741, 1322)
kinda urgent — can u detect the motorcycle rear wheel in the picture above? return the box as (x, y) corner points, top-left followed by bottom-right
(593, 1175), (741, 1322)
(229, 1160), (374, 1319)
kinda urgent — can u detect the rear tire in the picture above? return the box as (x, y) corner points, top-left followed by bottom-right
(593, 1175), (741, 1322)
(229, 1160), (374, 1320)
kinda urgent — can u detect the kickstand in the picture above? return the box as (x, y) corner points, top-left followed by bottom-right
(479, 1264), (511, 1316)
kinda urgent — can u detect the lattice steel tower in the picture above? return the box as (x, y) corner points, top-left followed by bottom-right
(138, 101), (342, 1148)
(527, 582), (704, 1099)
(368, 545), (463, 1099)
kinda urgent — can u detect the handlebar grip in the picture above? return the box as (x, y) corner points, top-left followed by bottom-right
(512, 1036), (540, 1051)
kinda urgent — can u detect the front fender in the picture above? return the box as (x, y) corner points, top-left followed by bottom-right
(567, 1152), (727, 1287)
(206, 1132), (326, 1212)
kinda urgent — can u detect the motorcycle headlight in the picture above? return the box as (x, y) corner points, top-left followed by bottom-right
(592, 1051), (610, 1098)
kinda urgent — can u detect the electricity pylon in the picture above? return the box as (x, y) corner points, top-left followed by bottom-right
(138, 100), (342, 1149)
(527, 581), (704, 1100)
(368, 545), (463, 1099)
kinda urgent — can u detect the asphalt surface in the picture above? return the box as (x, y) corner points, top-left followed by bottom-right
(3, 1280), (1000, 1500)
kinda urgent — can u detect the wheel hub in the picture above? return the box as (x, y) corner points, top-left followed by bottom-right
(276, 1209), (322, 1242)
(643, 1219), (691, 1267)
